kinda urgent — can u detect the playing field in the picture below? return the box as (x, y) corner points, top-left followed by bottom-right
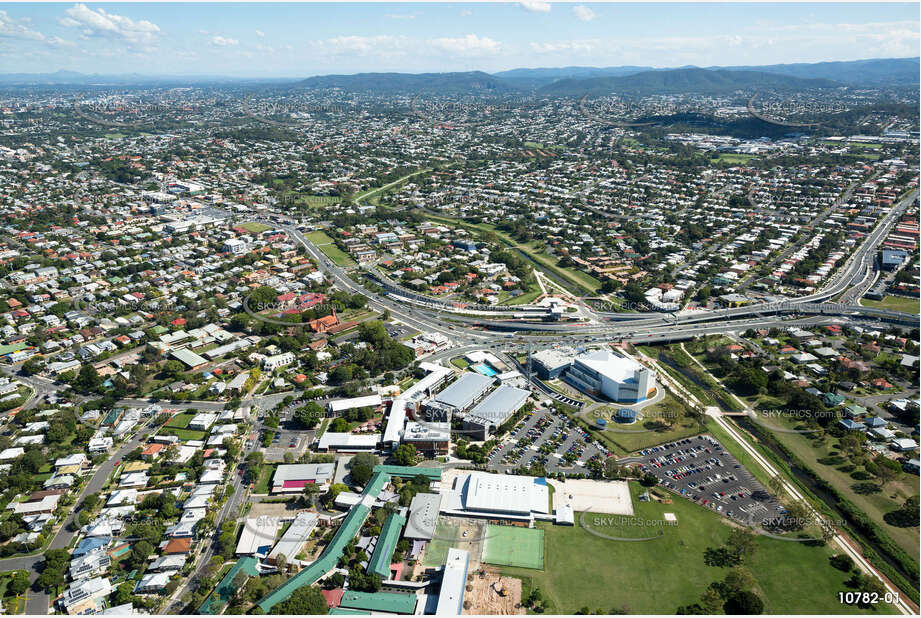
(239, 221), (271, 234)
(423, 521), (459, 566)
(498, 482), (893, 614)
(860, 295), (920, 314)
(483, 525), (544, 570)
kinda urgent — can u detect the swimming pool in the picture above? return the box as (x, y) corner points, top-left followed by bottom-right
(472, 362), (498, 377)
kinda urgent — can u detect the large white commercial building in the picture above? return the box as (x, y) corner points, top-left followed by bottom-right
(565, 349), (655, 403)
(439, 471), (550, 521)
(463, 384), (530, 440)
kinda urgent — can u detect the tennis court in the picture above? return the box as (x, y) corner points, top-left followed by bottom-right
(483, 525), (544, 570)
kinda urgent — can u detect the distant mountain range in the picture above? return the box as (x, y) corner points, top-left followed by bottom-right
(295, 57), (917, 96)
(1, 57), (916, 95)
(298, 70), (514, 95)
(494, 57), (920, 89)
(535, 68), (840, 97)
(716, 57), (921, 86)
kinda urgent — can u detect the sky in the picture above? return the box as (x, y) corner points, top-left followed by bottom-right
(0, 2), (918, 77)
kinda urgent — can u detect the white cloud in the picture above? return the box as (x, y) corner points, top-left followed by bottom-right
(48, 36), (75, 47)
(573, 6), (596, 22)
(430, 34), (501, 56)
(530, 39), (599, 54)
(385, 13), (417, 20)
(319, 35), (410, 57)
(460, 9), (473, 17)
(523, 19), (919, 65)
(211, 35), (238, 47)
(59, 4), (159, 46)
(0, 10), (46, 41)
(255, 30), (264, 38)
(520, 1), (551, 13)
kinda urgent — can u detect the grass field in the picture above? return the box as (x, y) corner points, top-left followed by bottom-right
(253, 464), (275, 494)
(239, 221), (271, 234)
(165, 413), (194, 428)
(860, 295), (920, 314)
(825, 141), (883, 150)
(500, 288), (542, 306)
(500, 482), (893, 615)
(714, 153), (757, 164)
(423, 521), (459, 566)
(766, 415), (919, 562)
(158, 427), (207, 441)
(592, 396), (706, 454)
(484, 525), (544, 569)
(305, 230), (355, 267)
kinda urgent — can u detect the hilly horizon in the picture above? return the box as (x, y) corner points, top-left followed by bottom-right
(534, 67), (842, 97)
(0, 57), (916, 92)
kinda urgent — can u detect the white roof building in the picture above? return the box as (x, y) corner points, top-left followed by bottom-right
(456, 471), (549, 517)
(435, 548), (469, 615)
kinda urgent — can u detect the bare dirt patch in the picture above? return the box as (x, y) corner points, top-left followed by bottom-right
(463, 566), (524, 615)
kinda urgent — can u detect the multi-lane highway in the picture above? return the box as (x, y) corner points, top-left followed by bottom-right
(268, 188), (917, 342)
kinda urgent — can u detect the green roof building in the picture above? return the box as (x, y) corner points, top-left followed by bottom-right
(257, 470), (395, 613)
(372, 464), (441, 482)
(367, 512), (406, 578)
(338, 591), (417, 615)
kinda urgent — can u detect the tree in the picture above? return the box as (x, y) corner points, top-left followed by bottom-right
(324, 572), (345, 589)
(767, 475), (785, 498)
(323, 483), (348, 508)
(20, 357), (44, 376)
(349, 453), (380, 486)
(295, 402), (324, 429)
(780, 500), (811, 531)
(830, 554), (855, 572)
(722, 567), (756, 595)
(302, 483), (323, 507)
(111, 582), (133, 606)
(129, 540), (154, 569)
(74, 364), (102, 392)
(393, 444), (418, 466)
(723, 590), (764, 614)
(7, 571), (29, 596)
(161, 360), (185, 380)
(884, 496), (920, 528)
(725, 528), (757, 563)
(246, 451), (264, 468)
(873, 456), (901, 487)
(269, 585), (327, 614)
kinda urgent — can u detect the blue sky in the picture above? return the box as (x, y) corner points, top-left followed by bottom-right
(1, 3), (918, 76)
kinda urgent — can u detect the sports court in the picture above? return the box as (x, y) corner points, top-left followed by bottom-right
(482, 525), (545, 570)
(422, 518), (486, 568)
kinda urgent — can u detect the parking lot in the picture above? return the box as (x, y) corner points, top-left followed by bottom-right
(263, 427), (312, 462)
(633, 434), (783, 526)
(485, 407), (611, 476)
